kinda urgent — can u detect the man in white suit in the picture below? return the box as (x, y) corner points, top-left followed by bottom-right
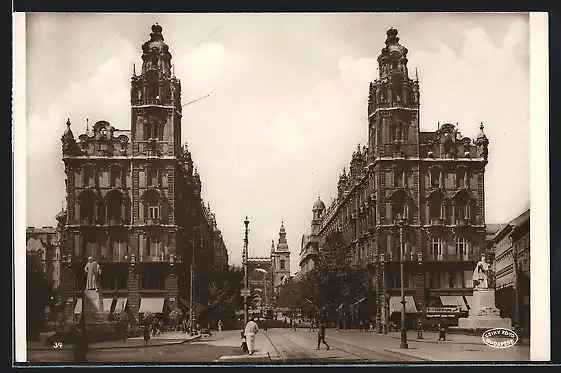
(244, 317), (259, 355)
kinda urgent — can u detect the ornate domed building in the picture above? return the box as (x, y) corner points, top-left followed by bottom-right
(58, 24), (228, 324)
(313, 28), (490, 331)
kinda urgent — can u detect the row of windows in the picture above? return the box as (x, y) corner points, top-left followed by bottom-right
(73, 235), (171, 258)
(383, 270), (473, 289)
(393, 168), (470, 189)
(76, 271), (167, 291)
(351, 237), (471, 262)
(79, 168), (166, 188)
(77, 191), (165, 224)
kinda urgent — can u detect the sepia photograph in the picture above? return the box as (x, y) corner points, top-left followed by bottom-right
(14, 12), (549, 364)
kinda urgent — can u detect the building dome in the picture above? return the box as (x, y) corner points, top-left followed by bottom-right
(55, 209), (67, 223)
(313, 197), (325, 211)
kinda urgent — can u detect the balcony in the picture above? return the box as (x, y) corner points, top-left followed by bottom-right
(146, 218), (161, 226)
(430, 218), (445, 226)
(81, 217), (96, 226)
(139, 252), (171, 263)
(425, 253), (476, 262)
(99, 252), (130, 262)
(107, 217), (127, 226)
(455, 218), (471, 227)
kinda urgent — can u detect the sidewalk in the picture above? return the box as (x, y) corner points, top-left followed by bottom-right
(331, 329), (530, 361)
(340, 329), (530, 346)
(28, 331), (200, 351)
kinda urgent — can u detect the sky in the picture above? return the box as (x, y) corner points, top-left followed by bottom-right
(24, 13), (530, 275)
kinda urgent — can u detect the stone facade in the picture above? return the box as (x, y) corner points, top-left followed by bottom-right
(59, 24), (228, 324)
(315, 28), (490, 330)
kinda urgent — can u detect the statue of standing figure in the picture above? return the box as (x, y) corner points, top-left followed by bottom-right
(472, 255), (489, 289)
(85, 257), (101, 291)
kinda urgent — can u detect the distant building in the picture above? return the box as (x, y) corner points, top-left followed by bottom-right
(493, 209), (530, 335)
(246, 222), (292, 310)
(26, 210), (67, 290)
(299, 197), (325, 276)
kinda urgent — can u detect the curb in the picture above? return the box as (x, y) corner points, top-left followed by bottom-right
(383, 348), (432, 362)
(28, 335), (201, 352)
(339, 330), (526, 347)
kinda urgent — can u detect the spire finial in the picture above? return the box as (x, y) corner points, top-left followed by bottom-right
(437, 121), (440, 130)
(66, 118), (71, 128)
(415, 67), (419, 81)
(133, 63), (136, 76)
(480, 122), (484, 131)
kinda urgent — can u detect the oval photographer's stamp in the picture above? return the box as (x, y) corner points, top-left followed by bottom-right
(482, 328), (519, 349)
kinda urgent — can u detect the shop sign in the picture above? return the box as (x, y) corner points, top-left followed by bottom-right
(426, 306), (461, 314)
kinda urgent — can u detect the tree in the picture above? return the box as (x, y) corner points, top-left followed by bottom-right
(304, 232), (370, 321)
(26, 253), (55, 340)
(205, 266), (244, 328)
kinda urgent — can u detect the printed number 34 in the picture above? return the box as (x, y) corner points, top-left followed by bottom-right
(53, 342), (63, 348)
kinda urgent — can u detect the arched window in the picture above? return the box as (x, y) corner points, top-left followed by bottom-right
(394, 169), (405, 188)
(147, 168), (159, 187)
(390, 189), (408, 222)
(83, 165), (95, 187)
(428, 192), (444, 222)
(455, 237), (469, 260)
(430, 167), (442, 188)
(456, 167), (468, 189)
(78, 190), (97, 224)
(144, 189), (161, 223)
(280, 259), (286, 270)
(106, 190), (125, 224)
(430, 237), (443, 259)
(453, 190), (470, 224)
(110, 167), (122, 188)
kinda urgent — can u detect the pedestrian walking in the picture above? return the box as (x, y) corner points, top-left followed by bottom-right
(438, 320), (446, 341)
(416, 318), (424, 340)
(309, 319), (315, 332)
(316, 319), (330, 350)
(143, 324), (151, 346)
(244, 317), (259, 355)
(217, 319), (223, 332)
(263, 318), (268, 331)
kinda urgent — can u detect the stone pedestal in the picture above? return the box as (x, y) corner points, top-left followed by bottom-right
(458, 288), (512, 329)
(83, 289), (109, 322)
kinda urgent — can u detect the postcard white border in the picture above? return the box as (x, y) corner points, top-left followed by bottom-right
(13, 12), (27, 363)
(529, 11), (550, 362)
(13, 11), (551, 364)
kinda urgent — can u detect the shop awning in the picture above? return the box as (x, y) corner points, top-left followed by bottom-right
(390, 296), (418, 313)
(463, 295), (474, 311)
(73, 299), (82, 314)
(139, 298), (165, 314)
(102, 299), (114, 313)
(179, 298), (204, 317)
(440, 296), (467, 311)
(114, 298), (128, 313)
(74, 298), (114, 314)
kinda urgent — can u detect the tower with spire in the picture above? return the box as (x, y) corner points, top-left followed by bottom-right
(58, 24), (227, 324)
(271, 222), (291, 288)
(311, 28), (490, 333)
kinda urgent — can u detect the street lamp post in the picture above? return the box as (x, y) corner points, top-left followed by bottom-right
(190, 226), (201, 336)
(243, 217), (250, 326)
(398, 218), (408, 349)
(255, 268), (269, 312)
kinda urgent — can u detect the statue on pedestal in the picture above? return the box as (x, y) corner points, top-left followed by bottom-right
(85, 257), (101, 291)
(472, 255), (489, 289)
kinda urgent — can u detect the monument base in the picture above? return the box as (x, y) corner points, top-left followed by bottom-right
(458, 288), (512, 330)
